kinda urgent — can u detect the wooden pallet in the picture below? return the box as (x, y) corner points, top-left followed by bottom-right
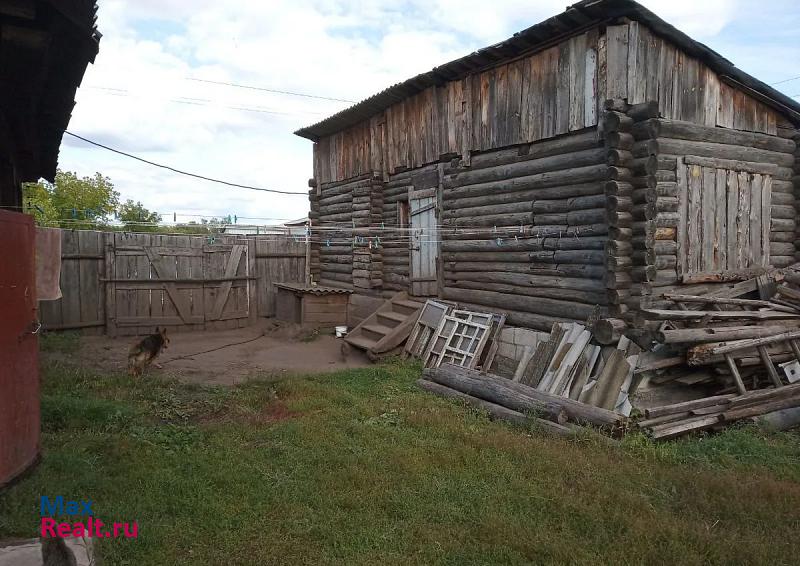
(344, 292), (425, 356)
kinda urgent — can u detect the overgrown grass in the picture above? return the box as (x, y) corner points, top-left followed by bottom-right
(1, 357), (799, 565)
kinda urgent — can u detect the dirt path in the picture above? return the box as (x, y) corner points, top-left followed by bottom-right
(52, 320), (372, 385)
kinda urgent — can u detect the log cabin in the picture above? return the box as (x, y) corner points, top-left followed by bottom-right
(295, 0), (800, 332)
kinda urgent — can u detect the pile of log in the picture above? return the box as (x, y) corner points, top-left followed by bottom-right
(414, 268), (800, 441)
(626, 266), (800, 437)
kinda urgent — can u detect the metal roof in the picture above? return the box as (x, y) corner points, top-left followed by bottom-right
(295, 0), (800, 141)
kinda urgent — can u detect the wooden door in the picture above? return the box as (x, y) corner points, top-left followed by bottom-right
(677, 158), (772, 280)
(409, 188), (439, 296)
(0, 210), (39, 485)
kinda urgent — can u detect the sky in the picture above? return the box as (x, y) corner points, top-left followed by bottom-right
(61, 0), (800, 227)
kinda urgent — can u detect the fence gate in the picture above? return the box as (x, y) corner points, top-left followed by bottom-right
(106, 233), (254, 335)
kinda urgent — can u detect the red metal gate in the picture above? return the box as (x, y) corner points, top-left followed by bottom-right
(0, 209), (39, 486)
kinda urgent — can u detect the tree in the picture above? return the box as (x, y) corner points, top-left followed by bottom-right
(23, 170), (120, 229)
(118, 199), (161, 232)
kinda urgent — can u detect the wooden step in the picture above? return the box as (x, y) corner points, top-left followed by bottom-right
(345, 334), (378, 350)
(363, 324), (392, 340)
(393, 299), (424, 314)
(377, 311), (406, 326)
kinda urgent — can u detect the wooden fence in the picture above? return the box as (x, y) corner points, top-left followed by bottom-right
(38, 230), (306, 335)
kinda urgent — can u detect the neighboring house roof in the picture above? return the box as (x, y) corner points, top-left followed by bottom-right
(295, 0), (800, 141)
(284, 217), (309, 226)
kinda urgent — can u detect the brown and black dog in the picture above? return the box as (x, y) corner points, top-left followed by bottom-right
(128, 327), (169, 376)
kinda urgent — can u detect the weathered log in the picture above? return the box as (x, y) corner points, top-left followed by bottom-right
(627, 101), (660, 122)
(592, 318), (626, 345)
(442, 287), (598, 320)
(635, 138), (795, 167)
(531, 195), (607, 214)
(423, 365), (625, 427)
(644, 395), (737, 419)
(443, 182), (605, 211)
(720, 396), (800, 423)
(443, 271), (606, 291)
(656, 324), (800, 344)
(416, 379), (574, 436)
(445, 148), (607, 188)
(464, 130), (601, 171)
(445, 164), (610, 201)
(728, 383), (800, 409)
(751, 407), (800, 431)
(607, 149), (634, 166)
(662, 293), (799, 312)
(644, 308), (800, 322)
(645, 119), (797, 154)
(606, 131), (635, 149)
(605, 181), (634, 197)
(448, 280), (608, 305)
(649, 415), (721, 440)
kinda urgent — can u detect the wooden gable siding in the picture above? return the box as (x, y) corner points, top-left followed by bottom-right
(607, 22), (780, 136)
(314, 30), (601, 184)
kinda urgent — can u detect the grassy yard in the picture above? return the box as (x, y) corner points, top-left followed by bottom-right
(2, 336), (800, 565)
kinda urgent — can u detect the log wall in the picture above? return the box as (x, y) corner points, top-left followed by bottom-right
(439, 128), (611, 331)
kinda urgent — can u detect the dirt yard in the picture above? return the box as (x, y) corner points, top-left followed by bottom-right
(43, 319), (371, 384)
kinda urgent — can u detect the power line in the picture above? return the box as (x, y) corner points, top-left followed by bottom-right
(772, 75), (800, 86)
(63, 131), (308, 196)
(186, 77), (356, 104)
(82, 86), (328, 117)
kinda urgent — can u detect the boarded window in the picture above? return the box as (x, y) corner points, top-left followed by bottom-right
(677, 157), (772, 277)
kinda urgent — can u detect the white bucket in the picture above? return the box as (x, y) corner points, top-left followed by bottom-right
(335, 325), (348, 338)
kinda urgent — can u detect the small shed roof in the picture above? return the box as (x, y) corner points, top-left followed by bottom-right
(295, 0), (800, 141)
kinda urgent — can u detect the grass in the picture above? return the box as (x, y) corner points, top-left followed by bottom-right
(1, 353), (800, 565)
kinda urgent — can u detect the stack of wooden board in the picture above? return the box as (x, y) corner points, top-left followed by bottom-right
(514, 322), (640, 415)
(621, 266), (800, 437)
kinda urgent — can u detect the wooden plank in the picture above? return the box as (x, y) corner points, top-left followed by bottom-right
(77, 231), (103, 333)
(738, 171), (752, 268)
(626, 21), (646, 105)
(103, 234), (116, 336)
(701, 167), (716, 271)
(727, 170), (739, 270)
(762, 175), (772, 268)
(247, 238), (257, 323)
(687, 164), (702, 274)
(676, 158), (688, 276)
(750, 173), (763, 266)
(715, 169), (727, 270)
(569, 33), (587, 131)
(605, 24), (629, 101)
(59, 230), (81, 326)
(556, 40), (571, 136)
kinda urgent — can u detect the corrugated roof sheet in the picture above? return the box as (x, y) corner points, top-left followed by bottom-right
(274, 283), (353, 295)
(295, 0), (800, 141)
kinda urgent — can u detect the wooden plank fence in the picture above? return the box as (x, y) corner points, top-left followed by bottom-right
(38, 230), (307, 335)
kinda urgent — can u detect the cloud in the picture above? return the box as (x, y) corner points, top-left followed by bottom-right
(59, 0), (794, 226)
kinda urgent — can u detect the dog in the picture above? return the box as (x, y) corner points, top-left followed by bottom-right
(128, 327), (169, 376)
